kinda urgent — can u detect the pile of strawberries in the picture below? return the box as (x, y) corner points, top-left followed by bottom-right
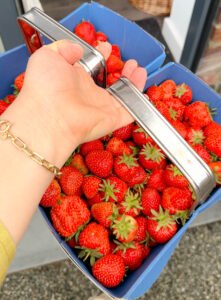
(1, 20), (221, 289)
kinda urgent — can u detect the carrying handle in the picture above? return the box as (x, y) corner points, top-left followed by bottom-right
(17, 7), (106, 87)
(108, 78), (216, 209)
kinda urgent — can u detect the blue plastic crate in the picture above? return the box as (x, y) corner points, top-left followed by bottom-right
(0, 2), (221, 300)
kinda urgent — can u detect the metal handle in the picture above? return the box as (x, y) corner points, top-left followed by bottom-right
(17, 7), (106, 87)
(108, 78), (216, 209)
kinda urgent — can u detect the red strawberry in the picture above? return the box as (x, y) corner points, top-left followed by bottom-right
(164, 164), (189, 188)
(146, 207), (178, 243)
(107, 72), (121, 86)
(106, 55), (124, 73)
(162, 187), (193, 214)
(74, 21), (96, 45)
(111, 44), (121, 58)
(184, 101), (212, 127)
(204, 133), (221, 158)
(186, 127), (205, 145)
(147, 169), (166, 191)
(132, 124), (155, 146)
(175, 83), (192, 105)
(4, 94), (16, 104)
(155, 101), (172, 122)
(141, 188), (161, 217)
(82, 176), (101, 199)
(208, 162), (221, 185)
(86, 150), (113, 178)
(125, 141), (139, 155)
(99, 176), (127, 202)
(112, 215), (138, 243)
(113, 123), (134, 141)
(59, 166), (83, 195)
(192, 144), (211, 164)
(119, 190), (142, 217)
(146, 85), (163, 104)
(88, 193), (103, 207)
(164, 97), (185, 121)
(80, 139), (104, 156)
(140, 244), (151, 259)
(91, 202), (116, 228)
(71, 153), (88, 175)
(0, 101), (9, 115)
(106, 137), (131, 156)
(96, 31), (108, 42)
(160, 79), (176, 101)
(127, 165), (147, 188)
(67, 238), (76, 248)
(14, 72), (25, 92)
(134, 216), (148, 242)
(139, 143), (166, 170)
(170, 120), (187, 139)
(204, 121), (221, 137)
(114, 154), (138, 182)
(115, 242), (144, 270)
(78, 222), (110, 255)
(51, 195), (90, 237)
(40, 179), (61, 207)
(92, 254), (125, 288)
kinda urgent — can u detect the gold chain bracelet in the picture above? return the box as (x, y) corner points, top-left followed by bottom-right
(0, 119), (62, 176)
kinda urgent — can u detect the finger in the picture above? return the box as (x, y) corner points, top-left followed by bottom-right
(46, 40), (83, 64)
(96, 42), (112, 60)
(130, 67), (147, 91)
(121, 59), (138, 78)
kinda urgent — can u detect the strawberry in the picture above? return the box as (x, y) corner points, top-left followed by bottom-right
(119, 190), (142, 217)
(88, 193), (103, 207)
(96, 31), (108, 42)
(146, 207), (178, 243)
(107, 72), (121, 86)
(67, 238), (76, 248)
(0, 101), (9, 115)
(78, 222), (110, 255)
(59, 166), (83, 195)
(184, 101), (212, 127)
(175, 83), (192, 105)
(82, 176), (102, 199)
(204, 133), (221, 158)
(162, 187), (193, 214)
(99, 176), (127, 202)
(134, 216), (148, 242)
(112, 215), (138, 243)
(86, 150), (113, 178)
(139, 143), (166, 170)
(186, 127), (205, 145)
(141, 188), (161, 217)
(160, 79), (176, 101)
(4, 94), (16, 104)
(14, 72), (25, 92)
(140, 244), (151, 259)
(164, 164), (189, 188)
(40, 179), (61, 207)
(164, 97), (185, 121)
(91, 202), (117, 228)
(170, 120), (188, 139)
(132, 124), (155, 146)
(204, 121), (221, 137)
(51, 195), (90, 237)
(155, 101), (172, 122)
(80, 139), (104, 156)
(115, 242), (144, 270)
(113, 123), (134, 141)
(128, 165), (147, 187)
(74, 21), (96, 45)
(147, 169), (166, 191)
(71, 153), (88, 175)
(125, 141), (139, 155)
(192, 144), (211, 164)
(92, 254), (125, 288)
(106, 55), (124, 73)
(111, 44), (121, 58)
(208, 162), (221, 185)
(146, 85), (163, 104)
(106, 137), (131, 156)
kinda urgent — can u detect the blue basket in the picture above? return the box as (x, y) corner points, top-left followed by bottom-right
(0, 2), (221, 300)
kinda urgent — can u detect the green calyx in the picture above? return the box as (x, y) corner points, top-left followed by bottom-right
(118, 153), (138, 168)
(11, 84), (19, 96)
(188, 184), (197, 201)
(114, 240), (136, 254)
(134, 126), (149, 138)
(112, 215), (137, 240)
(150, 206), (176, 231)
(133, 182), (146, 195)
(169, 107), (177, 120)
(175, 83), (187, 98)
(210, 152), (219, 162)
(172, 210), (190, 226)
(130, 146), (140, 156)
(76, 246), (103, 266)
(99, 179), (119, 202)
(108, 205), (120, 224)
(122, 190), (143, 215)
(141, 143), (165, 163)
(190, 129), (205, 145)
(65, 221), (89, 243)
(169, 165), (183, 177)
(64, 155), (73, 166)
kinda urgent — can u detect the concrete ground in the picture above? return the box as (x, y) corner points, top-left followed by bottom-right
(1, 221), (221, 300)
